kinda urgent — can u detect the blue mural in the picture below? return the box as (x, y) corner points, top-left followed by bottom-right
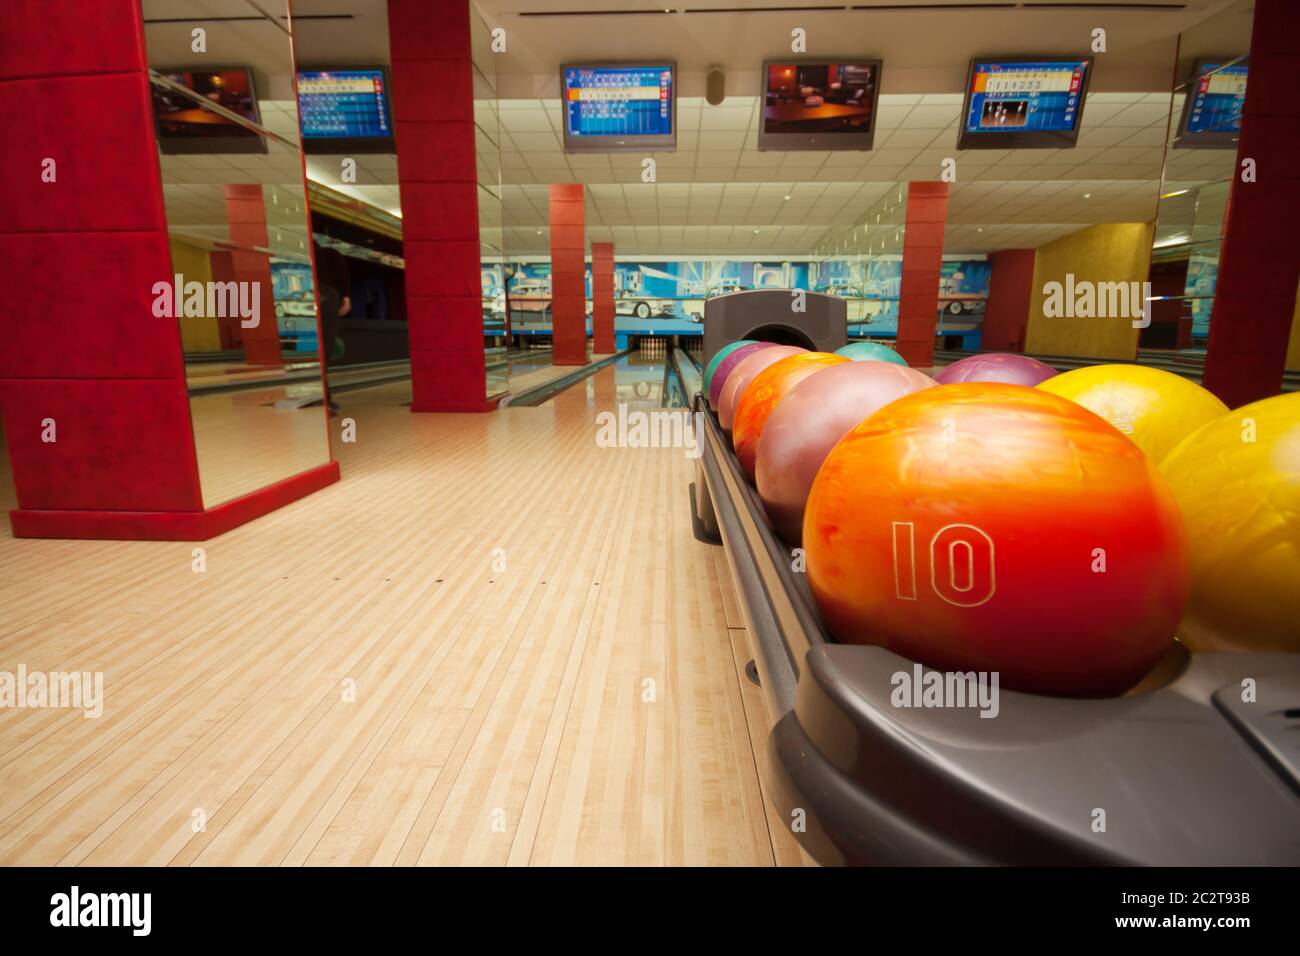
(491, 257), (990, 338)
(271, 260), (318, 351)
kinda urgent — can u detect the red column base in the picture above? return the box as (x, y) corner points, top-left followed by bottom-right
(8, 461), (339, 540)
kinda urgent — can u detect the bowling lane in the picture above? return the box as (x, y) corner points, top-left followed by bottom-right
(487, 346), (554, 395)
(540, 350), (673, 410)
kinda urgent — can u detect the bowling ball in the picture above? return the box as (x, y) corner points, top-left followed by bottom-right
(757, 361), (938, 544)
(732, 352), (849, 479)
(934, 352), (1058, 386)
(1037, 364), (1227, 463)
(836, 341), (908, 366)
(703, 340), (757, 403)
(708, 342), (771, 408)
(803, 382), (1188, 697)
(1159, 391), (1300, 652)
(718, 345), (806, 432)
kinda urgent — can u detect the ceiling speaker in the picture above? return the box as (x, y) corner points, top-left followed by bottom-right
(706, 69), (726, 106)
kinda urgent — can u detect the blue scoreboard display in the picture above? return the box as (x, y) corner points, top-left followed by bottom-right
(958, 58), (1091, 149)
(1180, 60), (1247, 143)
(562, 64), (675, 152)
(297, 69), (394, 150)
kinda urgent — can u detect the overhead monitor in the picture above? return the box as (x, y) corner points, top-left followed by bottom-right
(561, 63), (676, 153)
(957, 57), (1093, 149)
(152, 67), (267, 155)
(759, 60), (882, 151)
(297, 68), (396, 153)
(1173, 58), (1248, 149)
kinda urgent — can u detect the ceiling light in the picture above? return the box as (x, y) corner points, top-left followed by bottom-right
(753, 228), (760, 235)
(1082, 192), (1092, 199)
(784, 195), (791, 201)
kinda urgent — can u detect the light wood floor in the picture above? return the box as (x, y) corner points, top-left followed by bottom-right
(0, 355), (811, 866)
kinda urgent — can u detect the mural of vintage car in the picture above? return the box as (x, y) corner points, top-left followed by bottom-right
(618, 298), (677, 318)
(939, 295), (987, 316)
(507, 280), (553, 324)
(274, 291), (317, 319)
(584, 297), (680, 319)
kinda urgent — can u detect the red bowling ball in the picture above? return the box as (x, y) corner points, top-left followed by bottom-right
(803, 382), (1189, 698)
(756, 361), (937, 544)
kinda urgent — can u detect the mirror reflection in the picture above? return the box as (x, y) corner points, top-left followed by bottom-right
(142, 0), (333, 507)
(473, 7), (508, 399)
(1149, 0), (1255, 352)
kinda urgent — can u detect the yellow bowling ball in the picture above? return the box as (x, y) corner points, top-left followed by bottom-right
(1038, 364), (1227, 463)
(1159, 391), (1300, 652)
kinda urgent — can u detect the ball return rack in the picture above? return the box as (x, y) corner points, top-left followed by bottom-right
(692, 392), (1300, 866)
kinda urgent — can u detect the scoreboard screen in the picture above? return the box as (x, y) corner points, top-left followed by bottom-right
(561, 63), (676, 152)
(296, 68), (395, 153)
(1175, 59), (1247, 149)
(958, 58), (1092, 149)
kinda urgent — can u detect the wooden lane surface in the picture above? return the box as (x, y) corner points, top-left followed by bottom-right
(0, 356), (811, 866)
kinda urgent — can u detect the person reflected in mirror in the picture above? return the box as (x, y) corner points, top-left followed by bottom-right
(314, 239), (352, 416)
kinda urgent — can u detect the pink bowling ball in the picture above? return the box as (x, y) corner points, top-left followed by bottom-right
(933, 352), (1058, 386)
(709, 342), (772, 408)
(757, 361), (938, 544)
(718, 346), (806, 433)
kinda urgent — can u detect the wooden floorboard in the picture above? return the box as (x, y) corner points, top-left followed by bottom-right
(0, 355), (806, 866)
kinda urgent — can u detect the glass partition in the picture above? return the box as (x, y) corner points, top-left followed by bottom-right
(1149, 0), (1255, 350)
(810, 183), (906, 338)
(472, 8), (507, 399)
(142, 0), (332, 506)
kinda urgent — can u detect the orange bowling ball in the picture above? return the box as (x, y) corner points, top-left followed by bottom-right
(718, 345), (805, 432)
(803, 382), (1189, 698)
(732, 352), (848, 479)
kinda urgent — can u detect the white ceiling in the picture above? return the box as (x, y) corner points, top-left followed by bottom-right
(304, 89), (1233, 254)
(147, 0), (1248, 256)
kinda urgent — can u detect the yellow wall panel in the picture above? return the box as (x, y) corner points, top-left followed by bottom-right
(168, 238), (223, 353)
(1026, 222), (1154, 359)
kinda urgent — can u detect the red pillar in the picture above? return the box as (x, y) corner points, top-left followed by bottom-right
(388, 0), (489, 411)
(982, 249), (1036, 353)
(209, 251), (241, 349)
(896, 182), (950, 366)
(591, 242), (616, 354)
(549, 184), (588, 365)
(223, 185), (284, 366)
(0, 0), (204, 532)
(1202, 0), (1300, 406)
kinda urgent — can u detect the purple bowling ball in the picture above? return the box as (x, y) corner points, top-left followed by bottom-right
(933, 352), (1058, 386)
(708, 342), (775, 407)
(756, 361), (938, 544)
